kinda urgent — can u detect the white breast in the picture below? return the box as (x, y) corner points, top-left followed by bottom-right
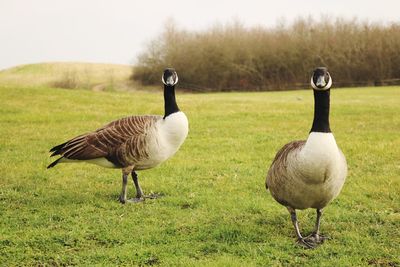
(159, 111), (189, 150)
(292, 132), (347, 208)
(135, 111), (189, 170)
(299, 132), (343, 183)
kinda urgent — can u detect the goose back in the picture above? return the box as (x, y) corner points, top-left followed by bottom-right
(53, 115), (162, 168)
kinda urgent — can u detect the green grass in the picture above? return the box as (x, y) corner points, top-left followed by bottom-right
(0, 85), (399, 266)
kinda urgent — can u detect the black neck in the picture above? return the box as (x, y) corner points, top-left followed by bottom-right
(164, 85), (180, 118)
(310, 89), (331, 133)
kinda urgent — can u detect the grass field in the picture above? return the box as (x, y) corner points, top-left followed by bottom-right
(0, 83), (399, 266)
(0, 62), (134, 91)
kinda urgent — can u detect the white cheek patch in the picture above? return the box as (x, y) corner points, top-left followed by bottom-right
(311, 76), (319, 90)
(325, 76), (332, 89)
(311, 75), (332, 90)
(161, 74), (179, 85)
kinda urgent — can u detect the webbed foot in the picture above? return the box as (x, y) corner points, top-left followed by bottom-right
(300, 232), (330, 248)
(143, 193), (163, 199)
(304, 232), (330, 243)
(125, 197), (145, 203)
(296, 237), (317, 249)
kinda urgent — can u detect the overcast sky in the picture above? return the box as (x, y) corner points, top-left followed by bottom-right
(0, 0), (399, 70)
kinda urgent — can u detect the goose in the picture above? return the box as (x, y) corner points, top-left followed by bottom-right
(265, 67), (347, 248)
(48, 68), (189, 204)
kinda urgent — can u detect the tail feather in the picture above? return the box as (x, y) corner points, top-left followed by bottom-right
(47, 157), (62, 169)
(49, 141), (68, 155)
(50, 150), (60, 157)
(62, 136), (85, 148)
(64, 146), (86, 158)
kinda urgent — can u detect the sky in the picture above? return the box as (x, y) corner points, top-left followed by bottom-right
(0, 0), (399, 70)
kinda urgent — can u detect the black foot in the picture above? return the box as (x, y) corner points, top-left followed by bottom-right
(304, 232), (330, 245)
(119, 193), (163, 204)
(296, 238), (317, 249)
(143, 192), (163, 199)
(119, 195), (126, 204)
(126, 197), (145, 203)
(119, 195), (144, 204)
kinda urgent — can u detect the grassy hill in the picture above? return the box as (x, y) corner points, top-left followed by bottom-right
(0, 83), (399, 265)
(0, 62), (135, 91)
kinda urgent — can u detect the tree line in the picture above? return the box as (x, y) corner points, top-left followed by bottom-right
(132, 18), (400, 91)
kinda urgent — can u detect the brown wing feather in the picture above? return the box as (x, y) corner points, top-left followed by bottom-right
(108, 116), (160, 166)
(53, 115), (161, 166)
(265, 140), (305, 202)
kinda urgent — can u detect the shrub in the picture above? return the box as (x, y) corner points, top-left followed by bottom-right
(132, 18), (400, 91)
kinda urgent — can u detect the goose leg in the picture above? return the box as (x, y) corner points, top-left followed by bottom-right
(287, 207), (315, 249)
(118, 171), (144, 203)
(304, 209), (330, 244)
(119, 167), (143, 204)
(131, 171), (161, 200)
(118, 172), (129, 204)
(315, 208), (323, 237)
(131, 171), (144, 201)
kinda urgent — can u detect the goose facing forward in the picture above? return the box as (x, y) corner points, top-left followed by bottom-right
(48, 68), (189, 203)
(266, 67), (347, 248)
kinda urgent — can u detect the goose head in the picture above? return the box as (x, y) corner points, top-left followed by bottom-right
(162, 68), (179, 86)
(311, 67), (332, 91)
